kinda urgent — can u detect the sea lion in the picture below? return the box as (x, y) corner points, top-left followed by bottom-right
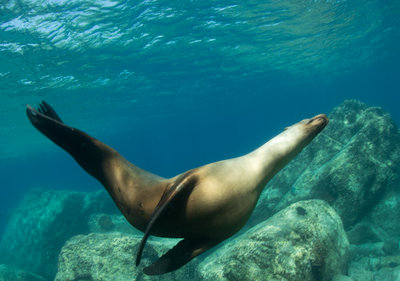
(26, 101), (328, 275)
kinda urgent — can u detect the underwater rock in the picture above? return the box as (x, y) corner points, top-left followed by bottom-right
(88, 213), (142, 235)
(374, 266), (400, 281)
(0, 264), (47, 281)
(55, 233), (199, 281)
(198, 200), (349, 281)
(332, 275), (354, 281)
(367, 186), (400, 240)
(250, 100), (400, 229)
(348, 265), (374, 281)
(348, 255), (400, 281)
(346, 221), (383, 245)
(0, 188), (118, 279)
(349, 243), (385, 262)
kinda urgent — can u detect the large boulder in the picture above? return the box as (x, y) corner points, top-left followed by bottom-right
(199, 200), (349, 281)
(250, 100), (400, 230)
(55, 233), (199, 281)
(246, 100), (400, 281)
(0, 188), (118, 279)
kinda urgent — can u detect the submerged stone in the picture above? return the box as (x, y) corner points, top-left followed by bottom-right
(198, 200), (349, 281)
(346, 221), (382, 245)
(332, 275), (354, 281)
(348, 255), (400, 281)
(55, 233), (199, 281)
(88, 213), (142, 235)
(0, 188), (118, 279)
(251, 100), (400, 231)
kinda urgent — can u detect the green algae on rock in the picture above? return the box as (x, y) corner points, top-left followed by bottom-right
(55, 233), (199, 281)
(198, 200), (349, 281)
(0, 189), (118, 279)
(88, 213), (142, 235)
(250, 100), (400, 230)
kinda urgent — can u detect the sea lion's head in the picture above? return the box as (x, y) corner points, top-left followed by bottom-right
(285, 114), (328, 134)
(280, 113), (329, 156)
(300, 114), (329, 135)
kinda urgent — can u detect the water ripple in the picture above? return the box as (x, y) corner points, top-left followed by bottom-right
(0, 0), (399, 158)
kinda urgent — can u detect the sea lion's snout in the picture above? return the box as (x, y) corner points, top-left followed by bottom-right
(312, 113), (328, 123)
(315, 114), (328, 124)
(308, 114), (329, 132)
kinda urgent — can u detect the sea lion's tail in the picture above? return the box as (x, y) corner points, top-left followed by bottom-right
(26, 101), (114, 181)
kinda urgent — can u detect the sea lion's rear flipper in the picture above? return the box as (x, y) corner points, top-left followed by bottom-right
(35, 100), (63, 123)
(135, 171), (198, 267)
(143, 238), (218, 275)
(26, 101), (115, 180)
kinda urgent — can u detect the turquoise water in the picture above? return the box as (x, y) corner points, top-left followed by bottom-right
(1, 0), (400, 279)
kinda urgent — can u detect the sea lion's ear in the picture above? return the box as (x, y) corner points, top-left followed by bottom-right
(135, 171), (198, 267)
(143, 238), (218, 275)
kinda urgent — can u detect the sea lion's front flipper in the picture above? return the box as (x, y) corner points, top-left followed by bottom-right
(136, 171), (198, 267)
(143, 238), (218, 275)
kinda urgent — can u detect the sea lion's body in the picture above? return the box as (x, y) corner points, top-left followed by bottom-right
(26, 102), (328, 275)
(112, 158), (259, 239)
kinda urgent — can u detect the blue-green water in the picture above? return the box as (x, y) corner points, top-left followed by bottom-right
(1, 0), (400, 278)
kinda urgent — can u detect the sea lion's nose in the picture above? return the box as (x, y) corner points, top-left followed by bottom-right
(314, 114), (328, 121)
(308, 114), (328, 124)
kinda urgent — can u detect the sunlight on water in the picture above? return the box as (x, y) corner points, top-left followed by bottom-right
(0, 0), (399, 160)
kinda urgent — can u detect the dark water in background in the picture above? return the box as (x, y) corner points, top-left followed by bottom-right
(0, 0), (400, 236)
